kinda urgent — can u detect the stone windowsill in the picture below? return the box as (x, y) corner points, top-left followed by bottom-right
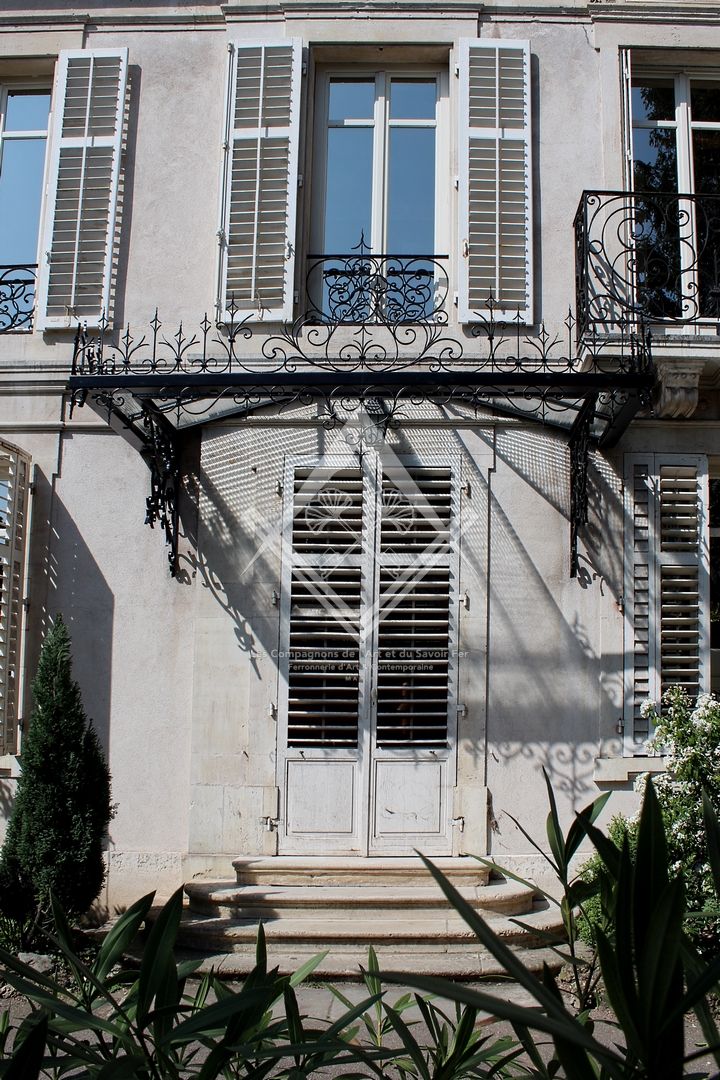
(593, 756), (666, 784)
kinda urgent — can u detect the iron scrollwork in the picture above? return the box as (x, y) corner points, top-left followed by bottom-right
(141, 408), (180, 577)
(0, 265), (37, 333)
(575, 189), (720, 337)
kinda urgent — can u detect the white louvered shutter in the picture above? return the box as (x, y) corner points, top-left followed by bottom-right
(285, 467), (366, 747)
(458, 39), (533, 323)
(624, 454), (709, 751)
(0, 442), (30, 757)
(376, 467), (456, 747)
(218, 41), (301, 322)
(36, 49), (128, 329)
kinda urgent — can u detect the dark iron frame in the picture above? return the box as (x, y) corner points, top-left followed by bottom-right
(68, 296), (655, 578)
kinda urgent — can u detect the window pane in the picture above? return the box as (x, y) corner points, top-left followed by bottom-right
(692, 129), (720, 194)
(328, 79), (374, 122)
(632, 81), (675, 123)
(387, 128), (435, 252)
(633, 126), (678, 192)
(4, 90), (50, 132)
(0, 138), (46, 263)
(390, 79), (436, 120)
(691, 82), (720, 123)
(324, 127), (373, 251)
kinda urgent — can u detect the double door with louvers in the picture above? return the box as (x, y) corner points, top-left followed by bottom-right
(276, 455), (460, 855)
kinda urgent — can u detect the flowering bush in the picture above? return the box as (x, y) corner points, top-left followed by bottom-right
(636, 686), (720, 953)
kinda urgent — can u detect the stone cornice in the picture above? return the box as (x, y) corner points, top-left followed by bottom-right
(589, 1), (720, 23)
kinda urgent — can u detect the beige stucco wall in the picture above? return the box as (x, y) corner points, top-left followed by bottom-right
(0, 0), (719, 905)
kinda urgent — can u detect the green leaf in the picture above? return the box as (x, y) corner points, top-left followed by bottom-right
(681, 939), (720, 1070)
(136, 886), (184, 1025)
(471, 855), (559, 909)
(383, 1003), (429, 1080)
(638, 879), (685, 1035)
(542, 767), (567, 877)
(163, 985), (280, 1047)
(2, 1014), (47, 1080)
(703, 791), (720, 900)
(287, 950), (328, 988)
(93, 892), (155, 983)
(94, 1057), (151, 1079)
(595, 927), (643, 1062)
(579, 819), (622, 880)
(380, 971), (624, 1073)
(255, 921), (267, 976)
(633, 778), (670, 962)
(412, 855), (581, 1023)
(564, 791), (612, 866)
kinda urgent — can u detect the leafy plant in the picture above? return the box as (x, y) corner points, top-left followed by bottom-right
(638, 686), (720, 955)
(0, 616), (113, 947)
(473, 769), (609, 1013)
(0, 888), (391, 1079)
(576, 813), (638, 948)
(380, 778), (720, 1078)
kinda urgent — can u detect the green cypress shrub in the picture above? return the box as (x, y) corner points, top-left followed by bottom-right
(0, 616), (113, 943)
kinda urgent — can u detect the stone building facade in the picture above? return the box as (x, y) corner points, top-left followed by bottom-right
(0, 0), (717, 907)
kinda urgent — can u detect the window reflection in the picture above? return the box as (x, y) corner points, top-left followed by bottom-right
(0, 89), (51, 267)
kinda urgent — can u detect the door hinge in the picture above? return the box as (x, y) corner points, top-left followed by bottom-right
(451, 816), (465, 831)
(262, 816), (282, 831)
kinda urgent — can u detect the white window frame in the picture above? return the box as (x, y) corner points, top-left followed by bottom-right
(0, 81), (52, 268)
(626, 56), (720, 327)
(309, 65), (450, 261)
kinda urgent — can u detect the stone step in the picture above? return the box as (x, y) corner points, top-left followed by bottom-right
(232, 855), (491, 889)
(169, 943), (564, 981)
(184, 880), (535, 920)
(176, 903), (563, 955)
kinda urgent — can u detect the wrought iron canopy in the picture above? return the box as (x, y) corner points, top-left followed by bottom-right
(68, 299), (655, 577)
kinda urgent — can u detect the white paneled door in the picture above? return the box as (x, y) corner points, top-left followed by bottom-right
(276, 454), (459, 855)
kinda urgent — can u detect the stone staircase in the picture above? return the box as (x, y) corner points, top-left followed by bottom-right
(177, 857), (565, 980)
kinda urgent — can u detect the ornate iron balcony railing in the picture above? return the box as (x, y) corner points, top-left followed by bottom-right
(575, 190), (720, 338)
(0, 265), (37, 333)
(306, 250), (449, 324)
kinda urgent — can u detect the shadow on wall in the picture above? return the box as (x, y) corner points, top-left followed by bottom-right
(175, 412), (626, 842)
(46, 492), (114, 758)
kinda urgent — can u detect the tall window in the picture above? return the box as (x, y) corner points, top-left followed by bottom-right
(310, 68), (447, 322)
(630, 73), (720, 319)
(0, 87), (51, 328)
(314, 72), (442, 256)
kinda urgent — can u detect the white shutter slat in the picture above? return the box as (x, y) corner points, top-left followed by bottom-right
(218, 40), (301, 322)
(624, 454), (709, 752)
(459, 38), (533, 324)
(36, 49), (127, 330)
(0, 443), (30, 757)
(286, 467), (364, 747)
(376, 468), (454, 748)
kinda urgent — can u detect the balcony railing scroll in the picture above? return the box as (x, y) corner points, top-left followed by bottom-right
(0, 265), (37, 332)
(575, 190), (720, 338)
(306, 247), (449, 325)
